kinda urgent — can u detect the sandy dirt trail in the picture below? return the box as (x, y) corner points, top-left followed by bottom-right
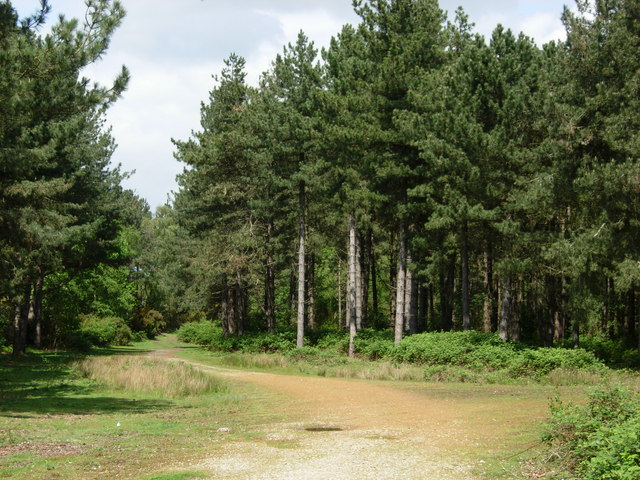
(170, 358), (549, 480)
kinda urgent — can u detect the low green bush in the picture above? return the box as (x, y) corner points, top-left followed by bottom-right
(393, 331), (505, 365)
(79, 315), (132, 347)
(354, 328), (394, 360)
(175, 321), (221, 345)
(392, 331), (604, 378)
(578, 335), (640, 368)
(543, 386), (640, 479)
(314, 330), (349, 353)
(507, 347), (603, 377)
(239, 331), (297, 353)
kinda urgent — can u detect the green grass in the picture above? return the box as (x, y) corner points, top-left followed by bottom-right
(2, 334), (636, 480)
(0, 345), (281, 480)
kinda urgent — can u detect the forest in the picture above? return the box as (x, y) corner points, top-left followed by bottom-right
(1, 0), (640, 360)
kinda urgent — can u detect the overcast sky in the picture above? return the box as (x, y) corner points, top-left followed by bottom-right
(12, 0), (572, 210)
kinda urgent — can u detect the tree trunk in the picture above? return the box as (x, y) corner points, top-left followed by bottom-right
(510, 280), (521, 342)
(418, 285), (427, 333)
(226, 285), (236, 335)
(355, 228), (363, 330)
(461, 220), (471, 331)
(371, 234), (378, 322)
(265, 221), (276, 333)
(307, 253), (316, 331)
(405, 247), (418, 335)
(12, 286), (31, 356)
(394, 225), (406, 345)
(572, 316), (580, 348)
(389, 230), (396, 327)
(440, 255), (455, 331)
(499, 276), (511, 341)
(289, 262), (296, 316)
(33, 275), (44, 349)
(360, 229), (371, 328)
(337, 256), (343, 329)
(348, 213), (357, 358)
(296, 181), (306, 348)
(235, 274), (245, 337)
(482, 240), (494, 333)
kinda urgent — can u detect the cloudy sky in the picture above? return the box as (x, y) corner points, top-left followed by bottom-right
(12, 0), (572, 210)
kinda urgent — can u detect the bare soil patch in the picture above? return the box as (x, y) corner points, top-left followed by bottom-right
(165, 354), (561, 480)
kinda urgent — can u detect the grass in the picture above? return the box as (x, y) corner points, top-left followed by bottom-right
(74, 355), (226, 398)
(179, 347), (633, 388)
(0, 344), (283, 480)
(2, 334), (637, 479)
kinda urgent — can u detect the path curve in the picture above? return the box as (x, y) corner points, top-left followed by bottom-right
(150, 349), (547, 480)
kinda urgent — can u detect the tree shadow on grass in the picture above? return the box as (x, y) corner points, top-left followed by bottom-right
(0, 352), (173, 417)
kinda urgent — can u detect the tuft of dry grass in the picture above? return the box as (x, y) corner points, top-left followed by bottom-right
(74, 356), (226, 398)
(326, 362), (425, 382)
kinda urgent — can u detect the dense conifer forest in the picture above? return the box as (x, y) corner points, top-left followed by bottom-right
(2, 0), (640, 361)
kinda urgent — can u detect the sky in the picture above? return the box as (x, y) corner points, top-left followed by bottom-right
(11, 0), (573, 210)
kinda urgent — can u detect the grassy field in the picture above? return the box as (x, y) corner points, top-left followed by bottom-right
(0, 338), (288, 480)
(0, 334), (626, 479)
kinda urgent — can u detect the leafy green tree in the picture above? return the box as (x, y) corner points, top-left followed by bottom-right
(0, 0), (131, 354)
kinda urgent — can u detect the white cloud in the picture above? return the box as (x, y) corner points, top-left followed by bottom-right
(518, 12), (566, 44)
(9, 0), (571, 210)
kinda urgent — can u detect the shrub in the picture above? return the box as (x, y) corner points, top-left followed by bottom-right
(353, 328), (394, 360)
(543, 386), (640, 479)
(579, 335), (640, 368)
(240, 331), (297, 353)
(79, 315), (132, 347)
(392, 331), (504, 365)
(176, 321), (221, 345)
(314, 330), (349, 353)
(130, 308), (166, 338)
(508, 348), (604, 377)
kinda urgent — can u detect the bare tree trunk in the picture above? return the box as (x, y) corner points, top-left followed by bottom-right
(482, 240), (494, 333)
(13, 286), (31, 356)
(337, 256), (343, 329)
(440, 255), (455, 331)
(554, 276), (567, 343)
(461, 220), (471, 331)
(371, 234), (378, 321)
(405, 247), (418, 335)
(33, 275), (43, 349)
(510, 280), (521, 342)
(499, 276), (511, 342)
(355, 228), (363, 330)
(235, 275), (245, 337)
(265, 220), (276, 333)
(289, 263), (296, 315)
(418, 285), (427, 333)
(226, 285), (236, 335)
(307, 253), (315, 331)
(296, 181), (306, 348)
(389, 230), (396, 327)
(348, 213), (357, 357)
(394, 225), (406, 345)
(361, 229), (371, 328)
(572, 319), (580, 348)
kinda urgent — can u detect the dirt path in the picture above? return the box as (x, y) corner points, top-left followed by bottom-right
(163, 353), (554, 480)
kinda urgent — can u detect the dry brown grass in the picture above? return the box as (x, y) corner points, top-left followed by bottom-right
(325, 362), (425, 382)
(74, 355), (226, 397)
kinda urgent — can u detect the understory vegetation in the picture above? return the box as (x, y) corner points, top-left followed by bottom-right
(540, 387), (640, 479)
(176, 324), (640, 386)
